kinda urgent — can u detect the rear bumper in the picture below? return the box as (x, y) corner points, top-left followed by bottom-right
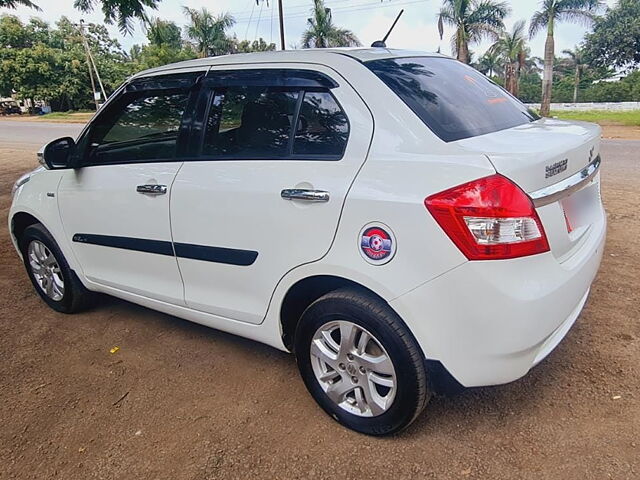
(390, 211), (606, 388)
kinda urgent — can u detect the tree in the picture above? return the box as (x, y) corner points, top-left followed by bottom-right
(0, 0), (161, 34)
(301, 0), (360, 48)
(437, 0), (510, 64)
(561, 47), (587, 103)
(146, 18), (182, 49)
(584, 0), (640, 71)
(231, 37), (276, 53)
(529, 0), (603, 116)
(131, 18), (197, 69)
(182, 7), (235, 58)
(0, 14), (131, 110)
(0, 0), (40, 10)
(491, 20), (527, 96)
(476, 48), (503, 78)
(74, 0), (162, 33)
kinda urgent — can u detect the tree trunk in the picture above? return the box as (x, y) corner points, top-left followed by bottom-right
(457, 28), (469, 63)
(540, 29), (555, 116)
(573, 65), (579, 103)
(505, 63), (517, 96)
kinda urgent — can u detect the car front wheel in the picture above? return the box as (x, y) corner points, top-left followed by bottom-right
(294, 287), (431, 435)
(19, 223), (93, 313)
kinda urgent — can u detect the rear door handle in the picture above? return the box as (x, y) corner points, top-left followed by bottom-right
(281, 189), (330, 202)
(136, 184), (167, 195)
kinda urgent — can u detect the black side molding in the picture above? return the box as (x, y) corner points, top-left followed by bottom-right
(72, 233), (174, 256)
(174, 243), (257, 266)
(72, 234), (258, 266)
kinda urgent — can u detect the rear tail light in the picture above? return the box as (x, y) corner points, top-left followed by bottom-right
(424, 174), (550, 260)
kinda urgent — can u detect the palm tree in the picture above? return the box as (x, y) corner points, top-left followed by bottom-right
(146, 18), (182, 50)
(1, 0), (162, 33)
(477, 49), (503, 78)
(491, 20), (527, 96)
(529, 0), (603, 116)
(183, 7), (235, 58)
(74, 0), (161, 34)
(522, 55), (543, 75)
(562, 47), (587, 103)
(0, 0), (40, 9)
(437, 0), (510, 64)
(302, 0), (361, 48)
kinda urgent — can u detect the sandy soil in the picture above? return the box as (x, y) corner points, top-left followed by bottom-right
(599, 125), (640, 140)
(0, 143), (638, 480)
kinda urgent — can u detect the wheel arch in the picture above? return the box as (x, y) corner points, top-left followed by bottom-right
(279, 273), (464, 396)
(11, 211), (43, 247)
(10, 209), (84, 280)
(280, 275), (397, 352)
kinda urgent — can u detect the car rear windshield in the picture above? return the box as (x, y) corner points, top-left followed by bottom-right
(366, 56), (538, 142)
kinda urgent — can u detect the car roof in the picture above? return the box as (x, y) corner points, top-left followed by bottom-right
(132, 48), (447, 79)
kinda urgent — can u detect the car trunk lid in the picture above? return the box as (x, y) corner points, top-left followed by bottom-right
(456, 118), (604, 261)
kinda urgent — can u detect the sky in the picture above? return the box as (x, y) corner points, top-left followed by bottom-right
(3, 0), (618, 60)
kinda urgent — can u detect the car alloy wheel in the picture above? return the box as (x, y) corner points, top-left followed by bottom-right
(27, 239), (65, 301)
(310, 320), (397, 417)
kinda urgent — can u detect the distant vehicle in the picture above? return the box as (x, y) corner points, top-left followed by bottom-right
(27, 105), (43, 115)
(0, 101), (22, 115)
(9, 48), (606, 435)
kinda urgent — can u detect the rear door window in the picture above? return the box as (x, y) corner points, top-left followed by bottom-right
(366, 57), (538, 142)
(293, 91), (349, 156)
(201, 84), (349, 160)
(203, 87), (298, 158)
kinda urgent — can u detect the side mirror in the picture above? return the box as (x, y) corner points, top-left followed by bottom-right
(40, 137), (76, 169)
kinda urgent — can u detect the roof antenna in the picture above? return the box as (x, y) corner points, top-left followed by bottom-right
(371, 9), (404, 48)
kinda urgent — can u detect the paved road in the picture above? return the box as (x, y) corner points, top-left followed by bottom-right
(0, 120), (84, 148)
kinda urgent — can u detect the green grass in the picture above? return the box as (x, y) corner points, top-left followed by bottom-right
(550, 110), (640, 126)
(35, 110), (94, 123)
(40, 110), (93, 119)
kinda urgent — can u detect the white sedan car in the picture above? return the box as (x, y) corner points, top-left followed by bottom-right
(9, 48), (606, 435)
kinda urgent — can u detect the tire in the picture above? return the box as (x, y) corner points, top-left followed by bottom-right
(294, 287), (430, 435)
(19, 223), (94, 314)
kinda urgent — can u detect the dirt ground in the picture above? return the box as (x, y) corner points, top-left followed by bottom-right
(599, 124), (640, 141)
(0, 141), (638, 480)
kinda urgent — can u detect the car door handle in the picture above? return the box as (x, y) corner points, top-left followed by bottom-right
(136, 184), (167, 195)
(281, 189), (330, 202)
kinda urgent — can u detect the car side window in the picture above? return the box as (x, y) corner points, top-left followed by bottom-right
(201, 82), (349, 160)
(203, 87), (299, 158)
(86, 90), (189, 165)
(293, 91), (349, 157)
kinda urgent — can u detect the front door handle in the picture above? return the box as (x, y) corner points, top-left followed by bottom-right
(281, 189), (330, 202)
(136, 184), (167, 195)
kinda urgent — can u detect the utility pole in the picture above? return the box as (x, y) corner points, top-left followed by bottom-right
(80, 28), (99, 111)
(277, 0), (285, 50)
(257, 0), (285, 50)
(77, 20), (107, 109)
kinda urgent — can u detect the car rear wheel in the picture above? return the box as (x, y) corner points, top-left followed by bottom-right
(294, 287), (430, 435)
(19, 223), (94, 313)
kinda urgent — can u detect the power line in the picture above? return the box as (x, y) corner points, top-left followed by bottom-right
(244, 1), (256, 40)
(233, 0), (428, 24)
(254, 0), (264, 41)
(270, 0), (274, 45)
(230, 0), (392, 18)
